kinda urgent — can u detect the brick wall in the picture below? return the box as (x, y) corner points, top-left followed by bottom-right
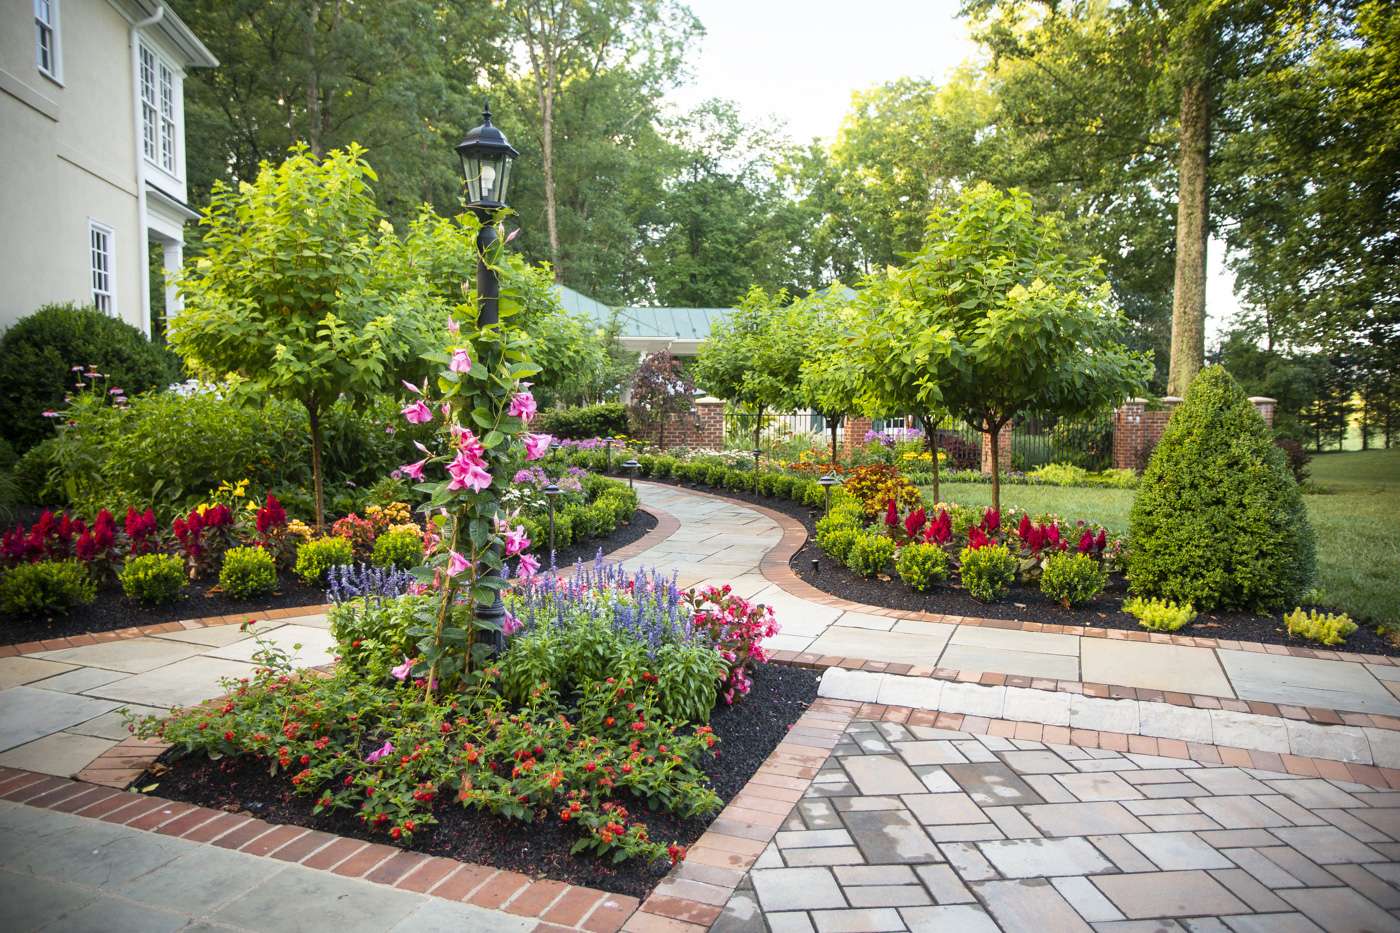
(1112, 396), (1276, 470)
(630, 396), (726, 449)
(980, 428), (1014, 475)
(840, 416), (872, 461)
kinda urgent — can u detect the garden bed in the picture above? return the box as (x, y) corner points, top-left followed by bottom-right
(538, 505), (657, 571)
(642, 476), (1400, 658)
(133, 662), (818, 898)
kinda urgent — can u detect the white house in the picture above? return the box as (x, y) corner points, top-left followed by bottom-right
(0, 0), (216, 336)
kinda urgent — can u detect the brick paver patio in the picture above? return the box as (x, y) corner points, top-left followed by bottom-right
(715, 716), (1400, 932)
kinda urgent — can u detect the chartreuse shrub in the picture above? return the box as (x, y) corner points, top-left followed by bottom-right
(959, 544), (1017, 602)
(132, 642), (717, 864)
(119, 553), (187, 604)
(294, 535), (353, 584)
(1123, 596), (1196, 632)
(1284, 608), (1357, 646)
(896, 542), (950, 592)
(219, 546), (277, 598)
(0, 560), (96, 618)
(1127, 366), (1314, 612)
(370, 529), (422, 570)
(847, 533), (896, 578)
(1040, 552), (1108, 607)
(820, 527), (861, 564)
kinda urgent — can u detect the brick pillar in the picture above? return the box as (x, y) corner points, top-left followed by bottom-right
(980, 428), (1013, 474)
(694, 396), (726, 449)
(1249, 396), (1277, 428)
(1113, 399), (1148, 470)
(841, 416), (872, 461)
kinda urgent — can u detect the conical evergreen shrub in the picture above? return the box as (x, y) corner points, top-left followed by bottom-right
(1127, 366), (1314, 612)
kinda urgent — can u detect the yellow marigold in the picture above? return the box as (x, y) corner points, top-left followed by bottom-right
(389, 522), (422, 538)
(286, 519), (314, 540)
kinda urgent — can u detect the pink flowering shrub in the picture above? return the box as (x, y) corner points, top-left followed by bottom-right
(687, 584), (780, 704)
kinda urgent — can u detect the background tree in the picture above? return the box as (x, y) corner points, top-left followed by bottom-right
(627, 351), (696, 447)
(794, 292), (865, 465)
(885, 184), (1152, 509)
(693, 287), (803, 453)
(171, 146), (432, 527)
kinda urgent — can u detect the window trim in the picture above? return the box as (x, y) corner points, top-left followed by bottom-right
(89, 220), (116, 316)
(138, 40), (180, 178)
(35, 0), (62, 84)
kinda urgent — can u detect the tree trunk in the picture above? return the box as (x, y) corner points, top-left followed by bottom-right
(1167, 77), (1211, 396)
(919, 414), (940, 505)
(988, 420), (1004, 513)
(307, 401), (325, 530)
(539, 78), (562, 279)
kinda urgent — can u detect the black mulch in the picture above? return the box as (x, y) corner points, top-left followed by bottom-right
(539, 507), (658, 572)
(1, 572), (325, 647)
(133, 663), (819, 898)
(2, 510), (658, 648)
(644, 476), (1400, 658)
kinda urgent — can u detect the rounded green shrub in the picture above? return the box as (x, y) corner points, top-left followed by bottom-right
(959, 544), (1017, 602)
(0, 303), (182, 454)
(574, 503), (614, 539)
(119, 553), (187, 605)
(1039, 552), (1108, 607)
(820, 527), (860, 564)
(1127, 366), (1315, 611)
(772, 474), (796, 499)
(847, 533), (896, 578)
(533, 402), (628, 439)
(294, 535), (354, 584)
(219, 546), (278, 598)
(896, 542), (950, 592)
(0, 560), (97, 618)
(370, 529), (423, 570)
(1123, 596), (1196, 632)
(653, 455), (677, 478)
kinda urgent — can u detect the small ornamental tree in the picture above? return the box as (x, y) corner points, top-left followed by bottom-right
(172, 145), (431, 527)
(795, 290), (864, 464)
(694, 286), (803, 452)
(885, 183), (1152, 510)
(628, 350), (696, 448)
(1127, 365), (1315, 612)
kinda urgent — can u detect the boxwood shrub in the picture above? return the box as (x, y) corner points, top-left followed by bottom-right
(119, 553), (187, 605)
(0, 560), (97, 618)
(1126, 366), (1315, 612)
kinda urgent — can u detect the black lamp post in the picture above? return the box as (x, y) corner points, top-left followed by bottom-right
(621, 458), (641, 489)
(543, 482), (562, 562)
(818, 472), (841, 515)
(456, 102), (519, 651)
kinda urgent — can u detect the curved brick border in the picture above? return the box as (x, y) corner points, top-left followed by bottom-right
(646, 482), (1400, 737)
(0, 762), (639, 932)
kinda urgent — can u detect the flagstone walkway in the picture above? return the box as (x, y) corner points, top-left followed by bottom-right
(715, 714), (1400, 932)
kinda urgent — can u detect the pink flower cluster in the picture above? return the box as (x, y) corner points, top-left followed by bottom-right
(687, 584), (781, 705)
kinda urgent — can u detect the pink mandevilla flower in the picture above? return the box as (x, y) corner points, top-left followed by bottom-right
(449, 348), (472, 373)
(390, 657), (413, 681)
(401, 399), (433, 424)
(446, 453), (492, 492)
(516, 552), (541, 578)
(503, 611), (523, 636)
(447, 550), (470, 576)
(446, 316), (460, 335)
(508, 386), (537, 423)
(398, 459), (427, 481)
(365, 740), (394, 763)
(455, 427), (486, 461)
(504, 525), (530, 557)
(523, 433), (552, 461)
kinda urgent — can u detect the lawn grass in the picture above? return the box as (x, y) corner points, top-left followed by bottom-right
(923, 448), (1400, 625)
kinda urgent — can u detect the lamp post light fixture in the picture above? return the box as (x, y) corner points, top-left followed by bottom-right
(456, 102), (519, 653)
(543, 481), (562, 560)
(621, 458), (641, 489)
(818, 472), (841, 515)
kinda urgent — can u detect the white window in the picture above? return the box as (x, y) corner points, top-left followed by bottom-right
(89, 222), (115, 315)
(35, 0), (60, 81)
(139, 43), (178, 174)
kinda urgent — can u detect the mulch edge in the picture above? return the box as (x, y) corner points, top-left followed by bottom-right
(637, 481), (1400, 735)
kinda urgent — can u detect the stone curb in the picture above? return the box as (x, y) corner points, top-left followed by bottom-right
(622, 698), (860, 932)
(817, 667), (1400, 781)
(649, 482), (1400, 733)
(0, 763), (638, 932)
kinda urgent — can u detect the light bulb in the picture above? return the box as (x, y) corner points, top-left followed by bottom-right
(480, 162), (496, 198)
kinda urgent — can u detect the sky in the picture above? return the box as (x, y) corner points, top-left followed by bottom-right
(667, 0), (1241, 342)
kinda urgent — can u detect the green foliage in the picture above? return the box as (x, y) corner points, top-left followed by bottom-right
(1123, 596), (1197, 633)
(534, 403), (629, 440)
(694, 287), (804, 435)
(958, 544), (1017, 602)
(294, 536), (354, 585)
(0, 303), (181, 453)
(329, 595), (427, 680)
(627, 352), (696, 445)
(574, 503), (614, 540)
(1026, 463), (1139, 489)
(1039, 552), (1108, 607)
(846, 533), (896, 578)
(118, 553), (187, 605)
(895, 542), (951, 592)
(820, 527), (861, 564)
(171, 145), (431, 526)
(1284, 607), (1357, 646)
(219, 546), (278, 599)
(0, 560), (96, 618)
(370, 529), (423, 570)
(1127, 367), (1316, 611)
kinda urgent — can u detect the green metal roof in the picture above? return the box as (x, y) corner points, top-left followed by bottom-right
(553, 285), (732, 341)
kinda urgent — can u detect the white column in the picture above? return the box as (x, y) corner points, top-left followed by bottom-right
(162, 238), (183, 317)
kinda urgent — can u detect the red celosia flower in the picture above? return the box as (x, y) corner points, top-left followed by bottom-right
(968, 526), (990, 550)
(1095, 529), (1107, 552)
(1017, 513), (1032, 543)
(884, 499), (898, 528)
(1078, 529), (1094, 553)
(904, 507), (927, 539)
